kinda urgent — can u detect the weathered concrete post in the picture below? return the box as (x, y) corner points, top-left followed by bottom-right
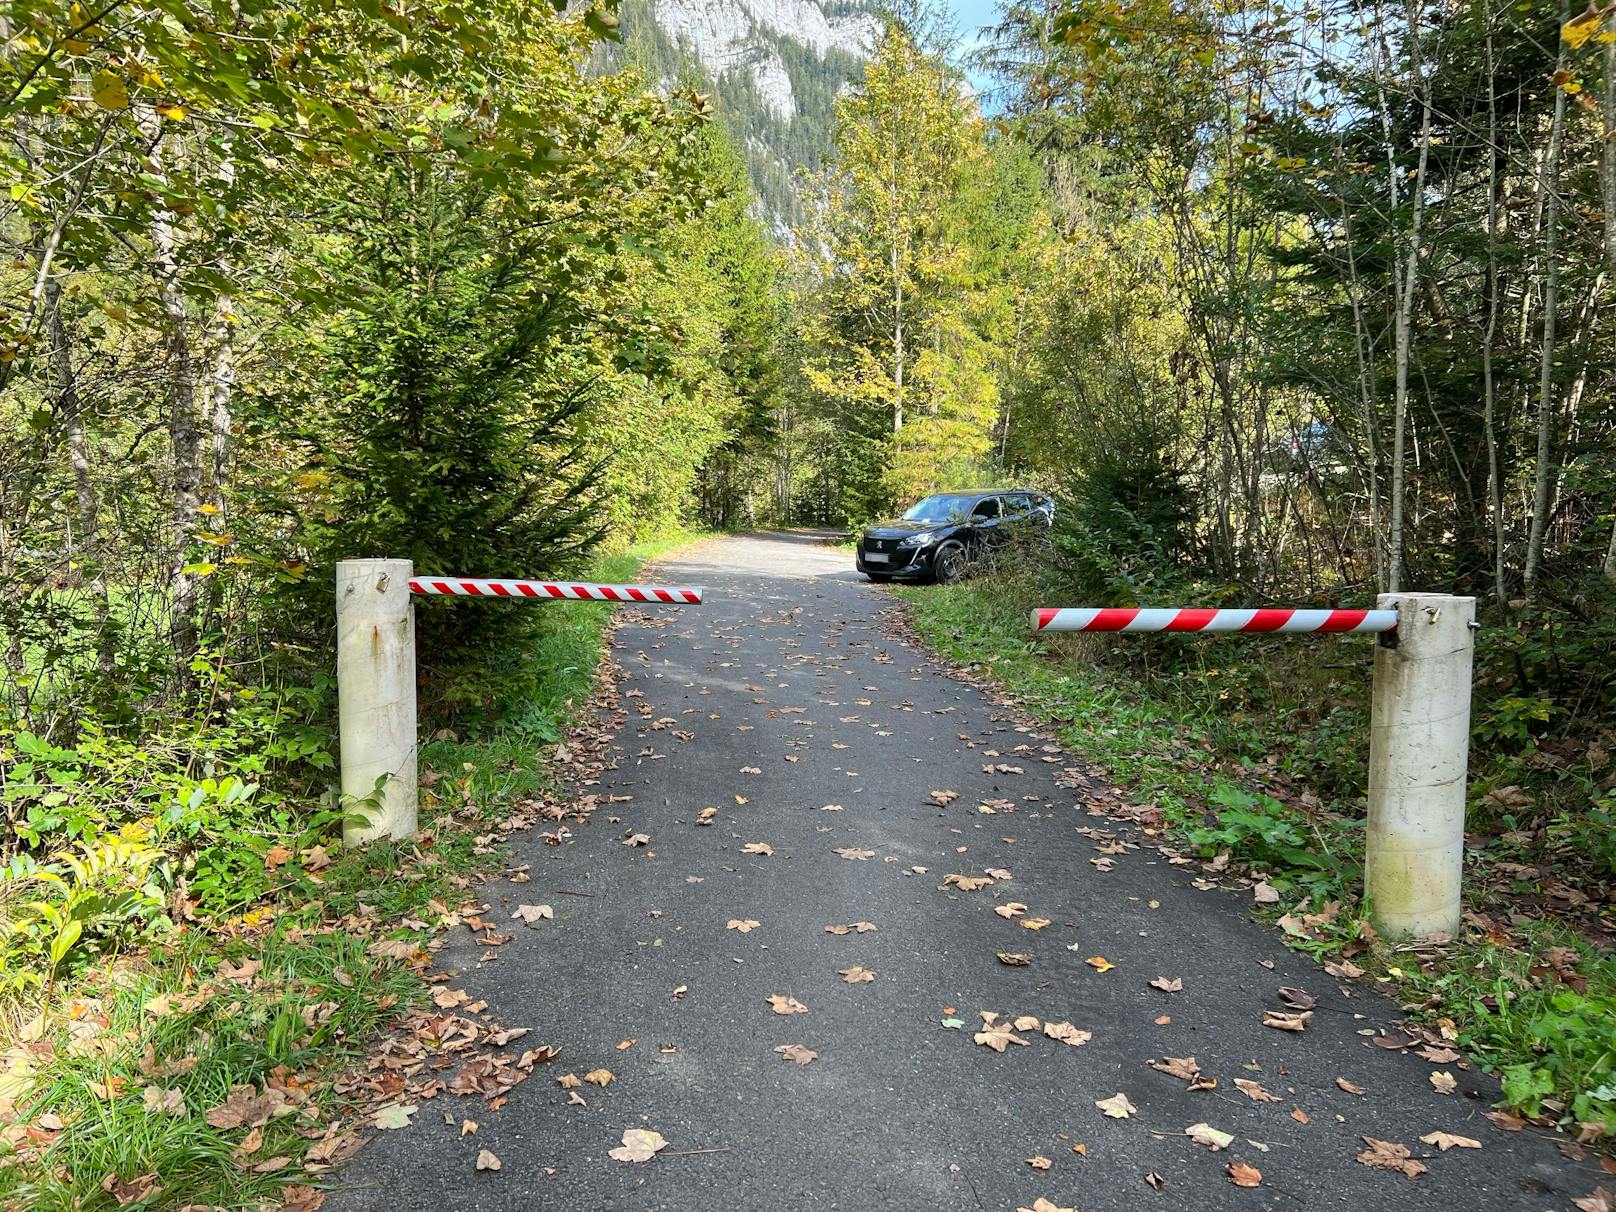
(1365, 592), (1476, 939)
(337, 559), (417, 846)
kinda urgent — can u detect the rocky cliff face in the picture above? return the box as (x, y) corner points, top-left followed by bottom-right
(615, 0), (879, 231)
(652, 0), (876, 119)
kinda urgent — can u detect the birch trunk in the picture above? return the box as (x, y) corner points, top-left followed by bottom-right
(143, 111), (204, 681)
(1522, 70), (1568, 596)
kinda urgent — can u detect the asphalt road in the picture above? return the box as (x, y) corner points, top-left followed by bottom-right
(330, 531), (1597, 1212)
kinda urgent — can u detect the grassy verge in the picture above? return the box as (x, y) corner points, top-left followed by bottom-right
(895, 573), (1616, 1141)
(0, 530), (705, 1209)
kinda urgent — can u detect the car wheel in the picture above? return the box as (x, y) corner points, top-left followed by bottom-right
(932, 541), (967, 584)
(865, 573), (892, 583)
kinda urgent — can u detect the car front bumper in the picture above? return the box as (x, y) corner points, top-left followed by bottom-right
(856, 543), (935, 578)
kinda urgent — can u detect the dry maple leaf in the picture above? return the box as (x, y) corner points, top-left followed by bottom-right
(609, 1128), (668, 1163)
(1420, 1131), (1481, 1152)
(1145, 1172), (1165, 1191)
(995, 902), (1028, 919)
(205, 1085), (289, 1130)
(1251, 882), (1280, 904)
(475, 1149), (501, 1171)
(768, 995), (809, 1015)
(836, 847), (875, 860)
(1095, 1092), (1137, 1118)
(1020, 917), (1052, 931)
(1026, 1155), (1053, 1169)
(945, 873), (994, 891)
(1484, 1109), (1525, 1131)
(1149, 976), (1183, 993)
(741, 842), (773, 856)
(726, 919), (761, 933)
(1429, 1070), (1457, 1095)
(1043, 1021), (1091, 1047)
(997, 950), (1033, 966)
(1262, 1009), (1311, 1031)
(512, 904), (553, 924)
(975, 1021), (1030, 1052)
(1085, 956), (1114, 973)
(1018, 1200), (1075, 1212)
(1356, 1137), (1427, 1179)
(622, 833), (651, 847)
(1574, 1189), (1615, 1212)
(1149, 1055), (1200, 1082)
(556, 1073), (582, 1089)
(584, 1069), (614, 1087)
(775, 1043), (817, 1065)
(1234, 1078), (1278, 1102)
(1013, 1014), (1041, 1031)
(1325, 958), (1367, 979)
(1227, 1160), (1263, 1188)
(840, 965), (875, 984)
(141, 1086), (185, 1118)
(695, 807), (717, 826)
(1336, 1076), (1367, 1096)
(1278, 986), (1317, 1009)
(928, 789), (960, 806)
(983, 866), (1013, 880)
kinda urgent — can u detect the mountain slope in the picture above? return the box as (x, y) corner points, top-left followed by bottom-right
(613, 0), (879, 231)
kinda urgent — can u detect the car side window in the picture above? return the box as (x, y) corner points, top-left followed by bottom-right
(972, 497), (1000, 520)
(1004, 494), (1032, 517)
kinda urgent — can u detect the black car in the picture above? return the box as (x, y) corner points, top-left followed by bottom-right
(856, 490), (1054, 583)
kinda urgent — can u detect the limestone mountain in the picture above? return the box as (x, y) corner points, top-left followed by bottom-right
(611, 0), (880, 231)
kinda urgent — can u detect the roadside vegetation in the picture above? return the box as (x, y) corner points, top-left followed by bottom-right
(897, 537), (1616, 1142)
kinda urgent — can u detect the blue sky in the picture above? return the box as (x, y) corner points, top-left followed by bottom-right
(947, 0), (1003, 104)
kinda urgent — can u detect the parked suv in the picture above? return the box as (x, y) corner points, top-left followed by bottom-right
(855, 490), (1054, 583)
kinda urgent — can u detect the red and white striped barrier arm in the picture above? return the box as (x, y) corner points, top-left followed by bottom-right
(1031, 607), (1396, 634)
(410, 577), (702, 604)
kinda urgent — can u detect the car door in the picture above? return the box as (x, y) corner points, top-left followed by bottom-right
(969, 496), (1005, 548)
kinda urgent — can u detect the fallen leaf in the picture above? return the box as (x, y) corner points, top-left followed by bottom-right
(1356, 1137), (1427, 1179)
(995, 902), (1028, 919)
(1149, 976), (1183, 993)
(929, 790), (959, 806)
(372, 1104), (416, 1130)
(840, 965), (876, 984)
(775, 1043), (817, 1064)
(1086, 956), (1114, 973)
(836, 847), (875, 860)
(1324, 959), (1366, 979)
(695, 807), (717, 825)
(141, 1085), (185, 1118)
(1018, 1200), (1075, 1212)
(945, 873), (995, 891)
(100, 1172), (160, 1205)
(1262, 1010), (1311, 1032)
(975, 1017), (1031, 1052)
(741, 842), (773, 856)
(556, 1074), (582, 1088)
(1096, 1092), (1137, 1119)
(1145, 1172), (1165, 1191)
(1420, 1131), (1481, 1152)
(1020, 917), (1052, 930)
(1234, 1078), (1278, 1102)
(1484, 1110), (1526, 1132)
(997, 951), (1033, 966)
(1026, 1155), (1053, 1169)
(1187, 1122), (1235, 1151)
(205, 1085), (289, 1130)
(512, 904), (553, 924)
(767, 995), (808, 1015)
(1043, 1021), (1091, 1046)
(727, 919), (761, 933)
(1228, 1160), (1263, 1187)
(1014, 1015), (1041, 1031)
(584, 1068), (614, 1087)
(476, 1149), (501, 1171)
(1252, 882), (1280, 904)
(236, 1127), (264, 1158)
(623, 832), (650, 847)
(608, 1128), (668, 1163)
(1573, 1189), (1615, 1212)
(1278, 986), (1317, 1010)
(1149, 1055), (1200, 1082)
(461, 1119), (479, 1136)
(1337, 1077), (1366, 1095)
(1429, 1071), (1457, 1095)
(1291, 1106), (1310, 1124)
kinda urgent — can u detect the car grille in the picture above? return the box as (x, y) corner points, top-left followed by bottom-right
(866, 538), (897, 553)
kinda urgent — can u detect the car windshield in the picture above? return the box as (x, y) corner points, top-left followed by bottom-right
(900, 495), (976, 523)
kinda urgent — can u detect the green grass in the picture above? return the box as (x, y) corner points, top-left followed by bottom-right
(896, 572), (1616, 1139)
(0, 529), (709, 1208)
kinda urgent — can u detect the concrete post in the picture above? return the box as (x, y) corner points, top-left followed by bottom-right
(1364, 592), (1475, 939)
(337, 559), (417, 846)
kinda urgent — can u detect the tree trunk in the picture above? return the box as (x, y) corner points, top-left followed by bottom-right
(1386, 0), (1433, 594)
(892, 242), (905, 435)
(144, 112), (203, 683)
(1482, 6), (1506, 604)
(1523, 69), (1567, 597)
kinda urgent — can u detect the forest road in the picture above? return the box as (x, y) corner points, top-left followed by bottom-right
(329, 530), (1597, 1212)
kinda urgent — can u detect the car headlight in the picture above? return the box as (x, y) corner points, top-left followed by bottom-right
(897, 531), (938, 549)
